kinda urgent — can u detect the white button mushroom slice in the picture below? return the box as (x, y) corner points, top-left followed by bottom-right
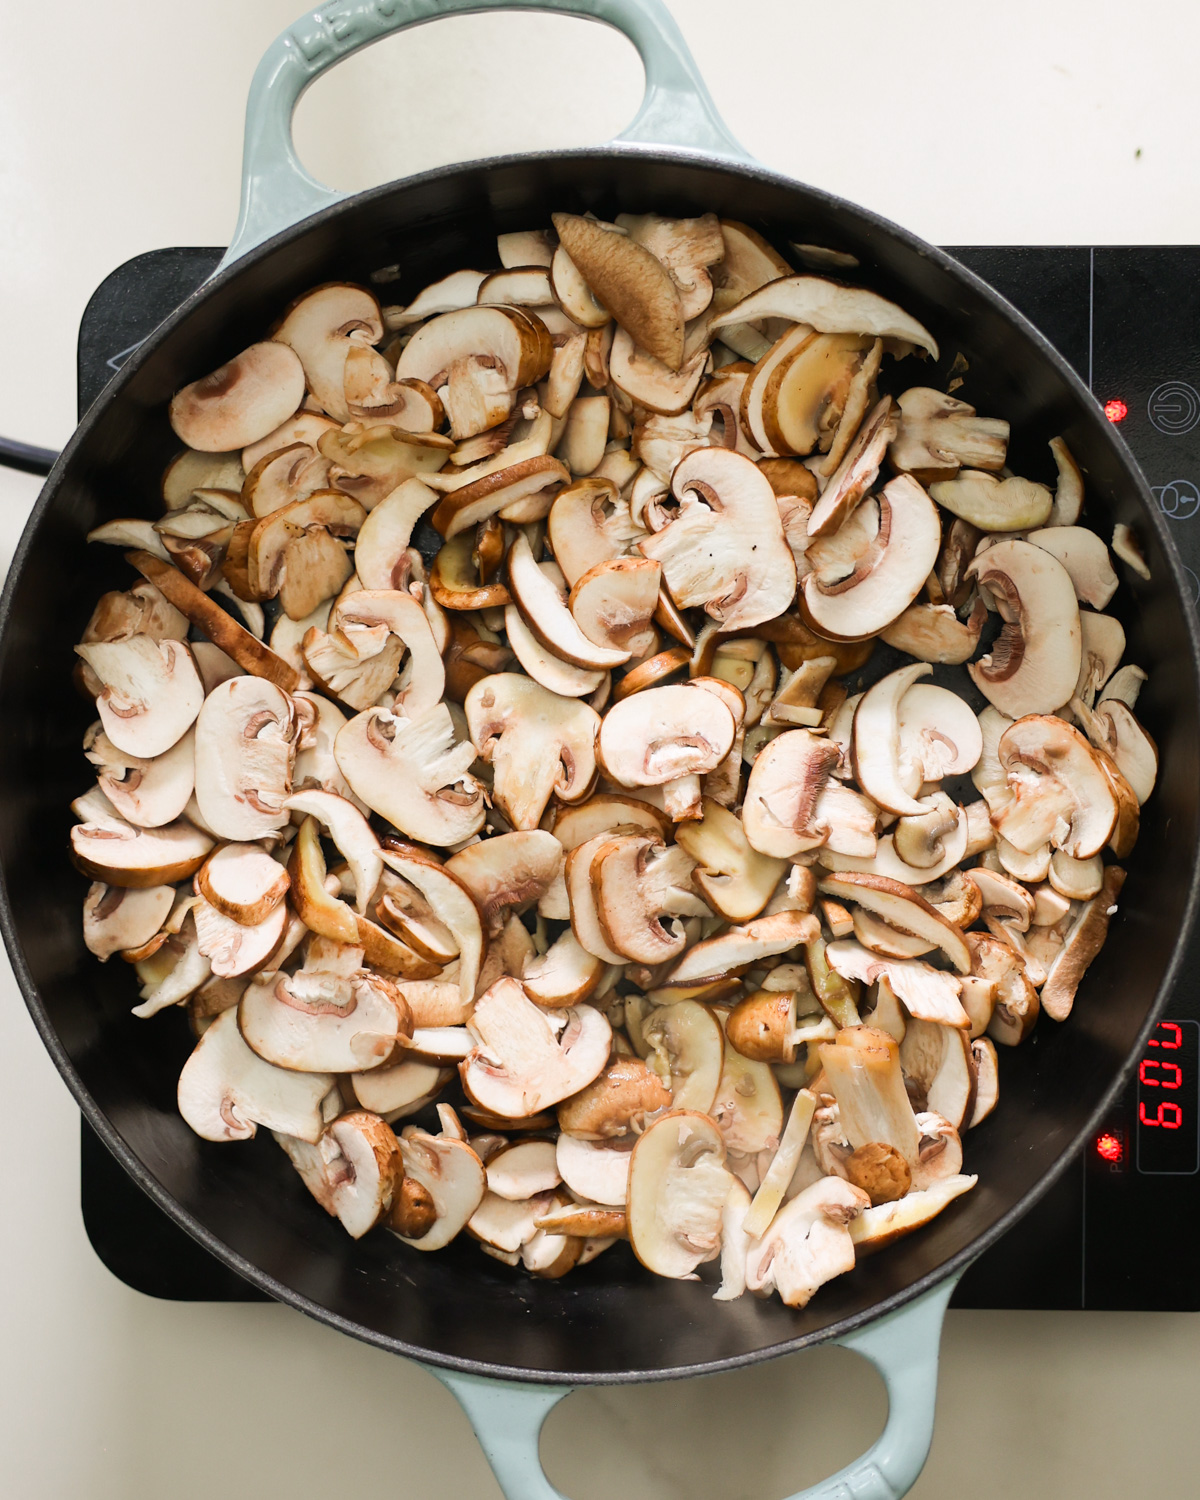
(75, 635), (204, 760)
(193, 895), (288, 978)
(638, 449), (796, 631)
(741, 728), (841, 858)
(486, 1140), (562, 1201)
(547, 475), (649, 587)
(897, 684), (983, 782)
(374, 874), (460, 967)
(817, 804), (968, 884)
(461, 976), (611, 1118)
(131, 910), (211, 1016)
(899, 1017), (978, 1131)
(1047, 850), (1104, 902)
(929, 471), (1052, 531)
(169, 342), (306, 451)
(598, 683), (736, 820)
(800, 475), (942, 640)
(1047, 436), (1084, 526)
(335, 702), (485, 848)
(280, 788), (380, 916)
(709, 274), (938, 359)
(819, 874), (971, 975)
(379, 842), (484, 1006)
(350, 1059), (452, 1121)
(1110, 521), (1151, 581)
(193, 675), (297, 842)
(964, 867), (1036, 941)
(195, 842), (290, 925)
(241, 442), (334, 519)
(318, 425), (453, 511)
(675, 798), (787, 923)
(384, 269), (488, 331)
(968, 1039), (999, 1127)
(503, 603), (606, 698)
(1040, 865), (1126, 1021)
(506, 532), (630, 669)
(239, 965), (412, 1073)
(161, 448), (246, 508)
(851, 908), (936, 960)
(824, 941), (968, 1029)
(556, 389), (608, 474)
(965, 539), (1082, 716)
(465, 672), (601, 831)
(1030, 882), (1072, 928)
(178, 1006), (334, 1143)
(521, 929), (605, 1008)
(554, 1135), (637, 1210)
(626, 1110), (736, 1278)
(391, 1128), (487, 1250)
(633, 1001), (723, 1118)
(1026, 525), (1119, 610)
(342, 349), (445, 430)
(352, 477), (439, 590)
(83, 883), (175, 961)
(1073, 612), (1126, 708)
(887, 388), (1009, 484)
(274, 283), (385, 423)
(1072, 696), (1158, 806)
(711, 1033), (784, 1157)
(445, 830), (563, 937)
(993, 715), (1123, 858)
(807, 396), (899, 537)
(82, 721), (195, 830)
(497, 231), (556, 272)
(854, 663), (944, 815)
(590, 832), (708, 965)
(744, 1174), (870, 1307)
(71, 805), (215, 889)
(880, 598), (987, 666)
(428, 453), (569, 539)
(848, 1173), (977, 1255)
(662, 910), (819, 989)
(276, 1110), (402, 1239)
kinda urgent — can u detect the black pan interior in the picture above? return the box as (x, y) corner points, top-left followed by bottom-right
(3, 150), (1198, 1384)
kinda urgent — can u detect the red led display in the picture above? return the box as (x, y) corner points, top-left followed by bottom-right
(1104, 398), (1128, 422)
(1136, 1020), (1199, 1174)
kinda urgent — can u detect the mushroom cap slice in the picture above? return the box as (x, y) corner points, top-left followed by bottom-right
(807, 395), (899, 536)
(742, 728), (842, 858)
(75, 636), (204, 759)
(380, 841), (484, 1006)
(521, 928), (605, 1008)
(848, 1173), (977, 1255)
(350, 1058), (451, 1119)
(711, 275), (938, 359)
(196, 841), (290, 925)
(353, 478), (439, 590)
(193, 675), (297, 841)
(551, 213), (684, 369)
(675, 797), (787, 922)
(994, 715), (1120, 859)
(83, 722), (195, 829)
(391, 1129), (486, 1250)
(627, 1111), (736, 1278)
(239, 967), (413, 1073)
(506, 532), (631, 669)
(1027, 525), (1119, 610)
(564, 833), (636, 965)
(800, 476), (942, 640)
(966, 538), (1082, 716)
(276, 1110), (401, 1239)
(824, 940), (967, 1029)
(194, 897), (288, 978)
(745, 1175), (870, 1306)
(465, 672), (599, 830)
(639, 448), (796, 632)
(568, 557), (661, 659)
(591, 833), (707, 964)
(929, 472), (1052, 531)
(663, 909), (819, 985)
(888, 387), (1008, 483)
(1040, 865), (1126, 1021)
(899, 1017), (978, 1130)
(486, 1139), (562, 1201)
(818, 873), (971, 975)
(274, 283), (384, 422)
(445, 830), (563, 936)
(71, 812), (214, 889)
(897, 683), (983, 781)
(282, 788), (381, 915)
(83, 882), (175, 961)
(556, 1056), (672, 1141)
(169, 342), (306, 451)
(460, 976), (612, 1118)
(396, 304), (552, 392)
(711, 1039), (783, 1157)
(547, 475), (648, 588)
(880, 600), (987, 665)
(503, 602), (606, 697)
(177, 1007), (334, 1144)
(599, 682), (736, 787)
(335, 702), (485, 848)
(325, 588), (445, 718)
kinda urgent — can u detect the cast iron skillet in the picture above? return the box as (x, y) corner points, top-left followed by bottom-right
(2, 2), (1198, 1495)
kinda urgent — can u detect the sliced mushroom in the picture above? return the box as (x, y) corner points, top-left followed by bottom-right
(1040, 865), (1126, 1020)
(195, 842), (289, 926)
(1027, 526), (1119, 610)
(1074, 696), (1158, 805)
(599, 682), (736, 820)
(879, 600), (986, 665)
(486, 1139), (561, 1201)
(848, 1174), (977, 1255)
(75, 636), (204, 760)
(276, 1110), (401, 1239)
(711, 1035), (784, 1156)
(71, 809), (214, 889)
(663, 909), (818, 987)
(967, 933), (1040, 1046)
(240, 962), (413, 1073)
(993, 715), (1124, 858)
(627, 1111), (736, 1278)
(888, 388), (1008, 483)
(899, 1018), (977, 1130)
(568, 557), (661, 660)
(547, 475), (647, 587)
(351, 1059), (452, 1120)
(590, 832), (707, 964)
(741, 728), (842, 857)
(396, 305), (552, 431)
(744, 1174), (870, 1307)
(551, 214), (684, 369)
(391, 1128), (487, 1250)
(641, 1001), (726, 1114)
(521, 928), (605, 1007)
(966, 538), (1082, 716)
(282, 788), (381, 914)
(675, 796), (787, 922)
(824, 940), (968, 1028)
(930, 471), (1052, 530)
(445, 829), (562, 936)
(170, 342), (306, 451)
(83, 882), (175, 961)
(82, 721), (195, 830)
(818, 1026), (922, 1167)
(193, 675), (297, 841)
(557, 1056), (672, 1142)
(710, 275), (938, 359)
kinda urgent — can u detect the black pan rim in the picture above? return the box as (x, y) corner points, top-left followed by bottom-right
(5, 141), (1200, 1386)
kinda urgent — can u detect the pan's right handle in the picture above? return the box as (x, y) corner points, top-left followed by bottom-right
(427, 1275), (960, 1500)
(218, 0), (750, 274)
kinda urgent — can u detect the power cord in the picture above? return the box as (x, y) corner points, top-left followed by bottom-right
(0, 435), (58, 477)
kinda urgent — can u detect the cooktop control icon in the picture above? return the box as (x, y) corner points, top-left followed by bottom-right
(1154, 480), (1200, 521)
(1148, 381), (1200, 435)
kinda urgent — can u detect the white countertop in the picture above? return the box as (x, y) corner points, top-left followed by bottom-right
(2, 2), (1198, 1495)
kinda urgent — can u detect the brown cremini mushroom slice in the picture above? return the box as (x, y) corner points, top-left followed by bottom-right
(504, 600), (606, 697)
(275, 1110), (402, 1239)
(805, 395), (898, 538)
(350, 1059), (452, 1121)
(741, 728), (841, 858)
(196, 841), (290, 926)
(966, 538), (1082, 716)
(324, 587), (444, 716)
(879, 599), (987, 665)
(335, 702), (484, 847)
(848, 1173), (977, 1255)
(169, 342), (306, 452)
(506, 532), (631, 669)
(83, 882), (176, 961)
(590, 831), (708, 964)
(599, 681), (736, 822)
(75, 635), (204, 760)
(547, 475), (648, 587)
(282, 788), (381, 914)
(445, 830), (562, 937)
(242, 442), (334, 519)
(240, 960), (414, 1073)
(639, 448), (797, 632)
(465, 672), (599, 830)
(520, 929), (605, 1007)
(1040, 865), (1126, 1020)
(71, 787), (214, 887)
(966, 933), (1040, 1046)
(899, 1017), (978, 1130)
(663, 909), (819, 987)
(744, 1174), (870, 1307)
(352, 476), (439, 591)
(550, 245), (611, 329)
(888, 388), (1008, 483)
(319, 424), (453, 511)
(1073, 695), (1159, 806)
(1073, 612), (1126, 709)
(431, 531), (513, 611)
(968, 1038), (1000, 1126)
(800, 476), (942, 640)
(460, 976), (611, 1118)
(245, 490), (363, 619)
(850, 662), (934, 815)
(274, 283), (384, 422)
(83, 721), (195, 830)
(557, 1055), (673, 1142)
(818, 874), (971, 974)
(642, 1001), (726, 1114)
(627, 1110), (736, 1278)
(343, 350), (445, 432)
(554, 1137), (636, 1213)
(993, 715), (1124, 858)
(391, 1127), (487, 1250)
(675, 797), (788, 922)
(1112, 523), (1151, 580)
(551, 214), (685, 369)
(395, 305), (552, 432)
(177, 1007), (335, 1144)
(568, 557), (661, 659)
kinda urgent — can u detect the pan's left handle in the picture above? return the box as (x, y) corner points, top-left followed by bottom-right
(217, 0), (750, 274)
(425, 1274), (961, 1500)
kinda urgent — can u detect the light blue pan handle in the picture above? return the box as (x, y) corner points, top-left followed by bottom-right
(427, 1274), (960, 1500)
(219, 0), (750, 273)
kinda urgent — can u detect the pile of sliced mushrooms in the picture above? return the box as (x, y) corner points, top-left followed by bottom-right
(70, 210), (1157, 1306)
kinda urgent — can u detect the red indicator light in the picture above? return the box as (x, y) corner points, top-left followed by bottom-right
(1096, 1132), (1124, 1163)
(1104, 398), (1128, 423)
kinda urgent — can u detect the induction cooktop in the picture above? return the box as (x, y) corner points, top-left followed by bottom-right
(73, 243), (1200, 1311)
